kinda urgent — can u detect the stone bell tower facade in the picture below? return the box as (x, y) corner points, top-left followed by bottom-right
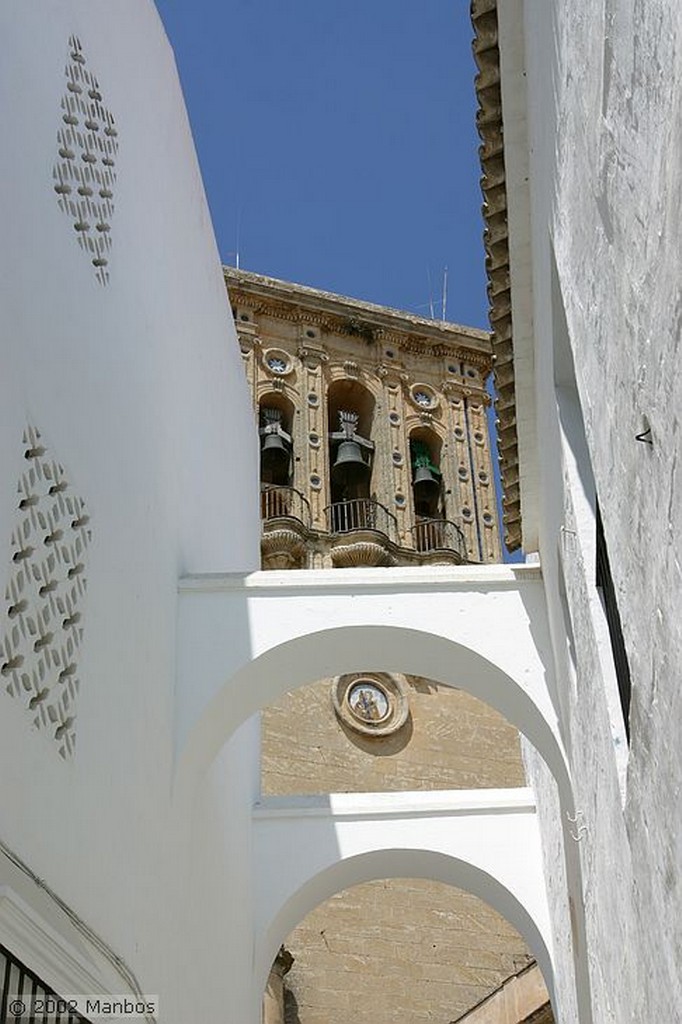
(226, 267), (501, 571)
(225, 268), (537, 1024)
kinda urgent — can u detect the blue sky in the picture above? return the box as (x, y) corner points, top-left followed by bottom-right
(154, 1), (517, 558)
(154, 0), (488, 329)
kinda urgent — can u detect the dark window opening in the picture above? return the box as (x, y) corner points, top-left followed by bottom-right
(328, 382), (375, 504)
(259, 397), (293, 486)
(595, 505), (632, 740)
(409, 429), (443, 519)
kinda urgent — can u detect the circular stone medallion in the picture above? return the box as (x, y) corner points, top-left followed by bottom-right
(332, 673), (409, 737)
(409, 383), (438, 411)
(263, 348), (293, 376)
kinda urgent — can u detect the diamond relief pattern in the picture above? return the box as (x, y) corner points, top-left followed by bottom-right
(53, 35), (118, 285)
(1, 428), (91, 758)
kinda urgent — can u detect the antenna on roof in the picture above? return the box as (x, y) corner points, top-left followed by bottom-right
(426, 267), (435, 320)
(235, 205), (242, 269)
(441, 266), (448, 322)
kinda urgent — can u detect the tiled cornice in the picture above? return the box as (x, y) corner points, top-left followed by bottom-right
(471, 0), (521, 551)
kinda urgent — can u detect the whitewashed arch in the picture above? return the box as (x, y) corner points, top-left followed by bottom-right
(175, 569), (582, 1022)
(176, 611), (572, 808)
(253, 847), (555, 1015)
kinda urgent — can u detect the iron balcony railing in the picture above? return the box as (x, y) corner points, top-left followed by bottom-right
(260, 484), (312, 528)
(411, 518), (467, 559)
(324, 498), (398, 542)
(1, 943), (92, 1023)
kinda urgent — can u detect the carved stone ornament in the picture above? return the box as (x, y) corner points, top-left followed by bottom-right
(343, 360), (360, 378)
(409, 383), (439, 411)
(297, 345), (329, 366)
(263, 348), (293, 377)
(330, 539), (394, 568)
(260, 528), (306, 570)
(331, 673), (409, 737)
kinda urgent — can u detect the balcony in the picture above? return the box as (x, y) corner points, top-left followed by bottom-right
(260, 493), (467, 569)
(260, 485), (311, 570)
(410, 518), (467, 564)
(261, 485), (311, 526)
(324, 498), (398, 568)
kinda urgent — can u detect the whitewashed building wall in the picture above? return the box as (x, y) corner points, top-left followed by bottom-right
(499, 1), (682, 1021)
(0, 3), (260, 1021)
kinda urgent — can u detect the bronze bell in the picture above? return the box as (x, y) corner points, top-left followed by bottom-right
(261, 431), (290, 484)
(331, 439), (370, 489)
(413, 464), (441, 512)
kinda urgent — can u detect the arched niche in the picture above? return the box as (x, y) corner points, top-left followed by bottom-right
(327, 380), (376, 503)
(327, 379), (376, 441)
(409, 425), (444, 519)
(259, 393), (295, 486)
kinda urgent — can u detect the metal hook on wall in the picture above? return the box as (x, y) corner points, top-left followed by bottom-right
(566, 810), (588, 842)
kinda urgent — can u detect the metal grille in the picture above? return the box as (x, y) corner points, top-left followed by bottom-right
(411, 518), (466, 559)
(0, 944), (91, 1023)
(324, 499), (397, 542)
(260, 485), (311, 527)
(595, 505), (631, 740)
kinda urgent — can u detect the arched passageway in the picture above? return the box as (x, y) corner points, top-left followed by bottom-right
(176, 567), (572, 808)
(253, 841), (555, 1016)
(176, 568), (583, 1023)
(263, 875), (550, 1024)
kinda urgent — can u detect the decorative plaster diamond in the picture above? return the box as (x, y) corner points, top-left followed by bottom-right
(53, 36), (118, 285)
(1, 427), (91, 758)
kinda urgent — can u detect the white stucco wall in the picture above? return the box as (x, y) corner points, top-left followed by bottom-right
(252, 788), (553, 1010)
(0, 3), (260, 1020)
(175, 564), (567, 1020)
(501, 1), (682, 1021)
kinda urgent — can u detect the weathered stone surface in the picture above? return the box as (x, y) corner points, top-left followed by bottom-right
(262, 679), (526, 796)
(500, 2), (682, 1021)
(282, 880), (532, 1024)
(452, 962), (551, 1024)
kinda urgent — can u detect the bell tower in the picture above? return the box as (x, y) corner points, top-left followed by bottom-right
(226, 267), (502, 570)
(224, 268), (531, 1024)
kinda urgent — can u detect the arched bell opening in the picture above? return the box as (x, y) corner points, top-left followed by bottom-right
(327, 380), (376, 504)
(259, 394), (295, 487)
(409, 427), (443, 519)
